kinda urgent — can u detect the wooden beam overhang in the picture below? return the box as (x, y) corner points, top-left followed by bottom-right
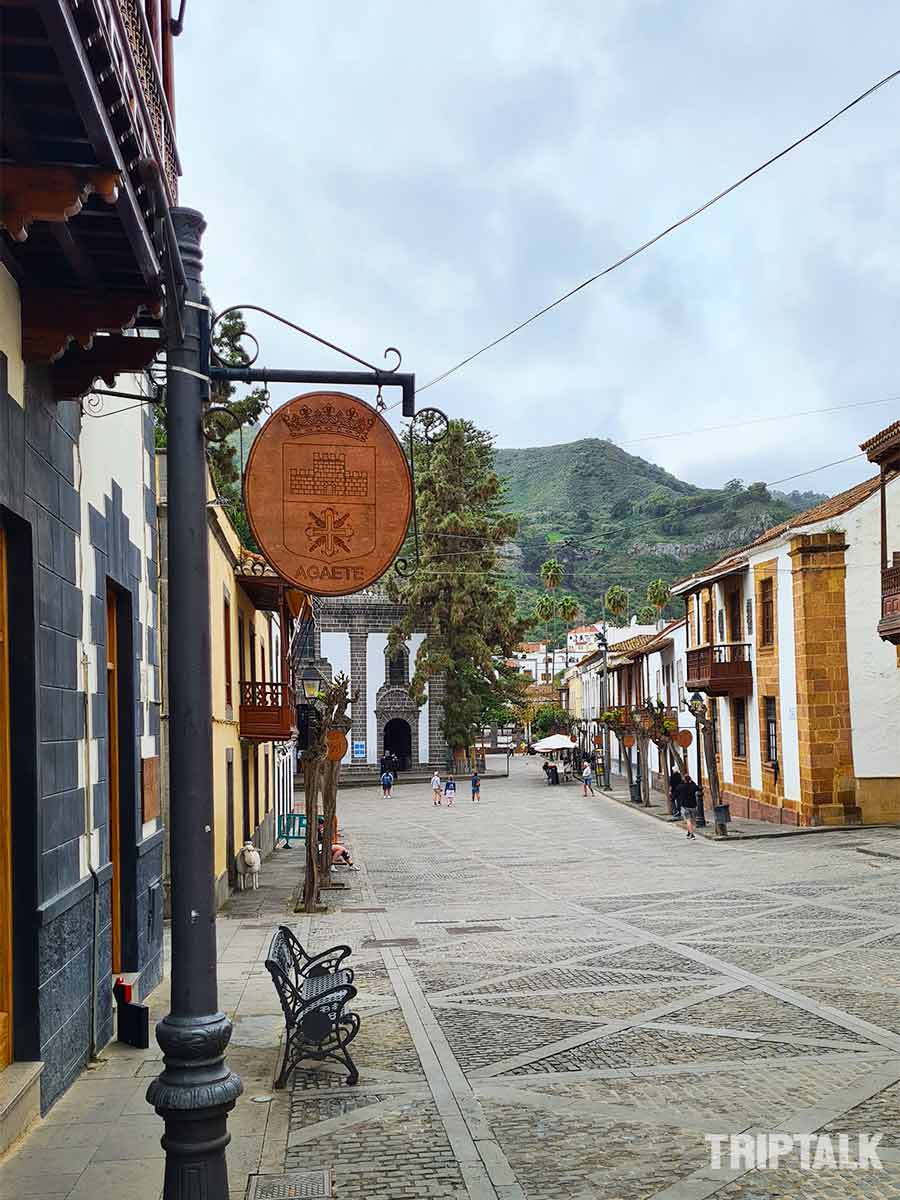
(50, 330), (161, 396)
(21, 286), (160, 362)
(0, 163), (120, 241)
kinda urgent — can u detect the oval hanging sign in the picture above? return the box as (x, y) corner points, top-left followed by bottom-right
(326, 730), (348, 762)
(622, 734), (636, 749)
(676, 728), (694, 748)
(244, 392), (413, 596)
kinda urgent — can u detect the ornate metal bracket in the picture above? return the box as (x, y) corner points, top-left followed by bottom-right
(394, 406), (450, 579)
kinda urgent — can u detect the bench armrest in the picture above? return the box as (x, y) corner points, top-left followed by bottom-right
(301, 945), (353, 977)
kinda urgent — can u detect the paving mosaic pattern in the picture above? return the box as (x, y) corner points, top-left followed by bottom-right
(504, 1026), (856, 1075)
(673, 987), (877, 1043)
(434, 1007), (599, 1071)
(280, 761), (900, 1200)
(286, 1097), (467, 1199)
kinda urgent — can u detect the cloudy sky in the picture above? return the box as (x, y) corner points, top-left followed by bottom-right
(174, 2), (899, 495)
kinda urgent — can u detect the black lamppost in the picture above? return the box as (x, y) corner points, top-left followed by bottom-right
(147, 210), (242, 1198)
(688, 691), (707, 828)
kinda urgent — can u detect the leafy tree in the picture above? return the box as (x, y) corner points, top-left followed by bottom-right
(154, 309), (269, 548)
(532, 704), (573, 737)
(389, 419), (524, 754)
(636, 605), (656, 625)
(646, 578), (671, 620)
(605, 584), (628, 623)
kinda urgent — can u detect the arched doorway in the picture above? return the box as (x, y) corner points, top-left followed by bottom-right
(383, 718), (413, 772)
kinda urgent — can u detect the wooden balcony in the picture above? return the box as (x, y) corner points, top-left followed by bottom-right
(1, 0), (182, 391)
(602, 706), (633, 728)
(685, 643), (753, 696)
(879, 562), (900, 646)
(239, 681), (296, 743)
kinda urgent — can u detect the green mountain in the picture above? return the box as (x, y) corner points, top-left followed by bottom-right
(495, 438), (826, 623)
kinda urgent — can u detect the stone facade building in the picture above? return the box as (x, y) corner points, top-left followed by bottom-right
(309, 586), (448, 775)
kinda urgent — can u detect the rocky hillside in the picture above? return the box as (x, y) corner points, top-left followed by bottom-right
(495, 439), (825, 620)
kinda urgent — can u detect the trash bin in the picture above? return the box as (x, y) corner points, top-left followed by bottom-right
(548, 764), (559, 785)
(629, 782), (642, 803)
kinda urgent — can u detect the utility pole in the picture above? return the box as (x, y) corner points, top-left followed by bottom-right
(147, 209), (242, 1198)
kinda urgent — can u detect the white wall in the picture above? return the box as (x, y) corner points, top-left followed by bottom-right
(321, 631), (351, 762)
(844, 483), (900, 777)
(410, 633), (429, 762)
(77, 378), (158, 865)
(366, 632), (387, 764)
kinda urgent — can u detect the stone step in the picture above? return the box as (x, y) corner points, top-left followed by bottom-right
(0, 1061), (43, 1157)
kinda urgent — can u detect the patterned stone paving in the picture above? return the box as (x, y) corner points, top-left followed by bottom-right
(282, 761), (900, 1199)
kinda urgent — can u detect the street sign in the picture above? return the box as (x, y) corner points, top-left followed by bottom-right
(676, 728), (693, 748)
(244, 391), (413, 596)
(622, 734), (635, 748)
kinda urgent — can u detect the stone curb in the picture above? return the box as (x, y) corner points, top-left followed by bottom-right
(598, 786), (900, 842)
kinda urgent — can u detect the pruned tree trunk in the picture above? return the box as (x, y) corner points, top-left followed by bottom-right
(701, 723), (721, 806)
(635, 731), (651, 805)
(318, 756), (339, 882)
(301, 754), (321, 913)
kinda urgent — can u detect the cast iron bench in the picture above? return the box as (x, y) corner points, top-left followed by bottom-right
(265, 925), (361, 1087)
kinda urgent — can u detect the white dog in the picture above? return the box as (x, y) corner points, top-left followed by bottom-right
(238, 841), (261, 890)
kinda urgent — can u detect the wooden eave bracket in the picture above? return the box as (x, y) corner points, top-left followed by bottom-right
(51, 332), (162, 399)
(22, 287), (162, 364)
(0, 165), (120, 243)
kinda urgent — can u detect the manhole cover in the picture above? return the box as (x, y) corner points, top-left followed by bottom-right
(342, 906), (387, 913)
(246, 1169), (331, 1199)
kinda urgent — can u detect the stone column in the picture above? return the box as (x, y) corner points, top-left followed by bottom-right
(790, 532), (859, 825)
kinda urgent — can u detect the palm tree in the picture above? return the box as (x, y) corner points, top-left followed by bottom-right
(646, 578), (671, 626)
(539, 558), (564, 592)
(637, 605), (656, 625)
(538, 558), (565, 680)
(556, 594), (579, 664)
(605, 584), (628, 625)
(533, 594), (555, 684)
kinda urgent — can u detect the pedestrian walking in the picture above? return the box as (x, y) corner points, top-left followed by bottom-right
(381, 769), (394, 798)
(443, 774), (457, 806)
(668, 767), (683, 819)
(675, 771), (700, 840)
(431, 771), (442, 805)
(581, 761), (595, 797)
(471, 771), (481, 802)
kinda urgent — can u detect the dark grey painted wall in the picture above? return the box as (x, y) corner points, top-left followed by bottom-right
(1, 353), (163, 1112)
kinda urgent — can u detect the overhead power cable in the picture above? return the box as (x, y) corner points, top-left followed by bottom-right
(396, 67), (900, 401)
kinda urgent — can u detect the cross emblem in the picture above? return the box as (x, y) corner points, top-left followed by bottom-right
(305, 507), (354, 557)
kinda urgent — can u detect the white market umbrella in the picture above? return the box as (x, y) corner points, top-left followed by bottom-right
(532, 733), (578, 753)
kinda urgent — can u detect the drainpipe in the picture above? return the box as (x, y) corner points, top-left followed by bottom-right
(81, 652), (103, 1063)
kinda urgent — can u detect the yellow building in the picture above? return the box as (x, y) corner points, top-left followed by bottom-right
(157, 453), (301, 908)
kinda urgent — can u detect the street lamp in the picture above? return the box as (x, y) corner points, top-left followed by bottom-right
(300, 664), (324, 702)
(688, 691), (707, 827)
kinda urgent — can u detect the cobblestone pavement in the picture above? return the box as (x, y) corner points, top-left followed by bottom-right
(286, 760), (900, 1199)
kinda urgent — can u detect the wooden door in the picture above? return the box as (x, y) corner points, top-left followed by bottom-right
(106, 587), (122, 973)
(0, 530), (13, 1067)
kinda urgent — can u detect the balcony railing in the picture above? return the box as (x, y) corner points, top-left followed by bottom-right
(879, 563), (900, 645)
(239, 681), (296, 742)
(685, 643), (753, 696)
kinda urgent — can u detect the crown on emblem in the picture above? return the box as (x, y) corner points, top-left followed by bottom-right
(281, 403), (376, 443)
